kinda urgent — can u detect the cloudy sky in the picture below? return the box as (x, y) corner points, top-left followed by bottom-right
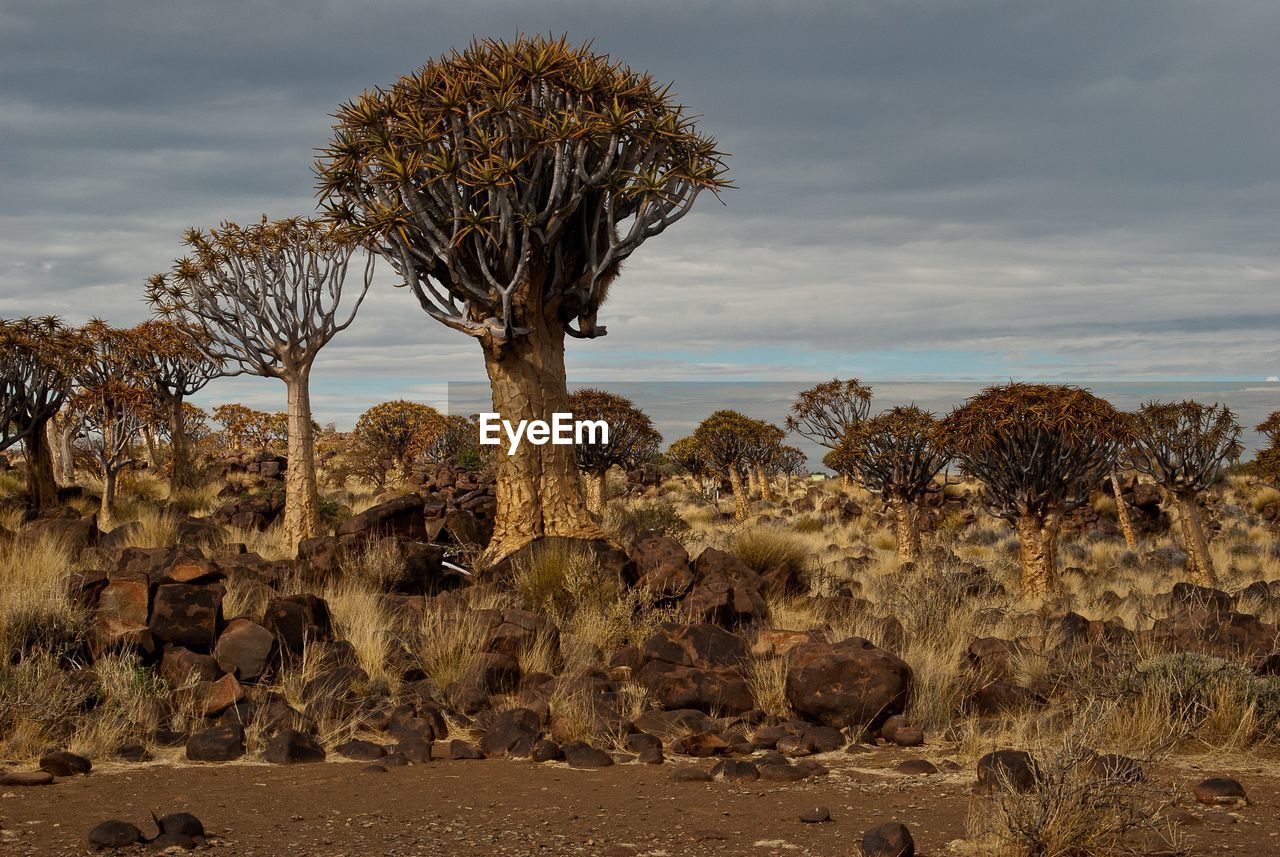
(2, 0), (1277, 427)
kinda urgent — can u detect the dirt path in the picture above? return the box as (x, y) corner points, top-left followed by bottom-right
(0, 749), (1275, 856)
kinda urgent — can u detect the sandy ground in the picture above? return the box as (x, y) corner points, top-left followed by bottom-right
(1, 748), (1277, 856)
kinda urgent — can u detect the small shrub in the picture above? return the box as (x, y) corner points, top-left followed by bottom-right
(607, 499), (692, 545)
(792, 515), (825, 533)
(510, 540), (619, 622)
(732, 526), (810, 575)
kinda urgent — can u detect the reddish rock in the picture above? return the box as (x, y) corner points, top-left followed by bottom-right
(862, 821), (915, 857)
(191, 674), (244, 717)
(1194, 776), (1248, 806)
(785, 637), (912, 729)
(149, 583), (221, 649)
(160, 646), (221, 686)
(262, 594), (333, 655)
(214, 617), (275, 680)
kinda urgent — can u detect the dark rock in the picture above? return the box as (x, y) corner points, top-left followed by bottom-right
(395, 738), (434, 763)
(562, 742), (614, 768)
(87, 820), (141, 850)
(637, 746), (665, 765)
(897, 758), (938, 775)
(262, 594), (333, 655)
(0, 771), (54, 786)
(214, 617), (275, 680)
(263, 728), (326, 764)
(480, 706), (541, 758)
(149, 583), (222, 649)
(447, 740), (484, 760)
(157, 812), (205, 838)
(531, 739), (562, 762)
(799, 806), (832, 823)
(862, 821), (915, 857)
(977, 749), (1040, 793)
(671, 766), (712, 782)
(39, 750), (91, 776)
(186, 724), (245, 762)
(785, 637), (912, 729)
(1193, 776), (1248, 806)
(335, 739), (385, 761)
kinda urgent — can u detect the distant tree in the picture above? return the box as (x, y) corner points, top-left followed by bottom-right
(1256, 412), (1280, 490)
(666, 436), (708, 479)
(0, 317), (88, 508)
(1128, 401), (1243, 586)
(746, 421), (785, 501)
(420, 414), (485, 470)
(824, 406), (950, 564)
(692, 410), (771, 521)
(319, 34), (729, 563)
(212, 403), (288, 453)
(772, 444), (809, 494)
(68, 321), (155, 525)
(568, 389), (661, 513)
(938, 383), (1129, 598)
(354, 400), (446, 482)
(148, 217), (374, 547)
(786, 378), (873, 449)
(130, 320), (221, 489)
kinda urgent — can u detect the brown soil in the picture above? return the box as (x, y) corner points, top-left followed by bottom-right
(1, 749), (1277, 856)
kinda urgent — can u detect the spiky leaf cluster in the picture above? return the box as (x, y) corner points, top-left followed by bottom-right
(666, 435), (707, 477)
(772, 444), (809, 479)
(1255, 411), (1280, 488)
(786, 378), (873, 449)
(824, 406), (950, 503)
(146, 217), (371, 379)
(130, 320), (222, 401)
(1127, 400), (1243, 495)
(568, 388), (661, 475)
(938, 383), (1129, 523)
(0, 317), (89, 450)
(317, 34), (730, 343)
(68, 321), (159, 469)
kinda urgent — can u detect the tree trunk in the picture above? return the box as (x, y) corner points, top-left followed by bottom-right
(1015, 514), (1059, 599)
(168, 395), (196, 491)
(47, 420), (71, 485)
(100, 465), (118, 529)
(585, 471), (607, 515)
(24, 421), (59, 510)
(755, 464), (774, 501)
(728, 467), (750, 521)
(1174, 491), (1216, 586)
(1110, 468), (1139, 550)
(283, 371), (321, 548)
(891, 497), (922, 565)
(479, 324), (603, 565)
(746, 466), (759, 498)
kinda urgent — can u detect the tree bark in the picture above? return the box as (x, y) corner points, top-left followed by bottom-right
(100, 466), (118, 529)
(755, 464), (774, 501)
(585, 471), (607, 515)
(142, 426), (161, 470)
(891, 497), (922, 565)
(24, 421), (59, 510)
(1174, 491), (1216, 586)
(167, 395), (197, 491)
(283, 371), (321, 548)
(746, 466), (759, 498)
(479, 323), (603, 565)
(728, 466), (750, 521)
(1110, 468), (1139, 550)
(1016, 514), (1059, 599)
(47, 420), (71, 485)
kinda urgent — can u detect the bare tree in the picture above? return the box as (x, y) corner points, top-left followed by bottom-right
(0, 317), (87, 508)
(318, 34), (729, 564)
(939, 383), (1129, 598)
(568, 388), (661, 513)
(786, 378), (873, 449)
(147, 217), (373, 546)
(825, 406), (950, 564)
(130, 320), (221, 490)
(1129, 401), (1242, 587)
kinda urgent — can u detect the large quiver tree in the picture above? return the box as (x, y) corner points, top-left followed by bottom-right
(938, 383), (1129, 598)
(786, 378), (873, 449)
(147, 217), (374, 547)
(0, 317), (88, 509)
(825, 406), (950, 564)
(1128, 400), (1242, 586)
(318, 34), (729, 564)
(568, 388), (661, 513)
(130, 320), (221, 489)
(691, 410), (768, 521)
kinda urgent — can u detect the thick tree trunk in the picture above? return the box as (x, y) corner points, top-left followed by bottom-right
(167, 395), (196, 491)
(479, 324), (603, 565)
(728, 467), (750, 521)
(1110, 469), (1139, 550)
(891, 497), (922, 565)
(1175, 491), (1216, 586)
(283, 372), (321, 548)
(24, 422), (59, 510)
(142, 427), (161, 470)
(755, 464), (774, 502)
(1016, 514), (1059, 599)
(100, 465), (118, 529)
(47, 420), (71, 486)
(746, 466), (759, 498)
(585, 471), (607, 515)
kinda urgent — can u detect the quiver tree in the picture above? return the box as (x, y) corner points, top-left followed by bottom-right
(567, 388), (661, 513)
(354, 400), (446, 483)
(667, 435), (707, 479)
(772, 444), (808, 494)
(212, 403), (288, 453)
(1256, 412), (1280, 490)
(318, 34), (729, 564)
(420, 414), (485, 469)
(691, 410), (770, 521)
(938, 383), (1129, 598)
(147, 217), (374, 547)
(130, 320), (221, 489)
(786, 378), (873, 449)
(0, 317), (87, 508)
(1128, 401), (1243, 586)
(70, 321), (155, 526)
(825, 406), (950, 564)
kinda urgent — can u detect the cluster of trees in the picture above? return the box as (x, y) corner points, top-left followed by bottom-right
(669, 377), (1254, 600)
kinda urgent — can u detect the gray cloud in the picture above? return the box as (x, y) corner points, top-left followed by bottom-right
(2, 0), (1278, 426)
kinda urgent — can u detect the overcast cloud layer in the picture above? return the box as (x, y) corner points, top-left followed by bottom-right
(1, 0), (1277, 426)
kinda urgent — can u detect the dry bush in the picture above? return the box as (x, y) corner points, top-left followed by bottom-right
(413, 598), (494, 691)
(339, 537), (413, 592)
(510, 539), (619, 623)
(747, 652), (792, 719)
(606, 498), (692, 545)
(167, 481), (223, 516)
(323, 578), (398, 690)
(112, 505), (183, 549)
(732, 525), (811, 576)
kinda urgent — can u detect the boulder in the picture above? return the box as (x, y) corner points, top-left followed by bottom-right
(685, 548), (767, 626)
(785, 637), (911, 729)
(337, 493), (426, 540)
(186, 724), (245, 762)
(39, 750), (91, 777)
(862, 821), (915, 857)
(479, 707), (541, 758)
(263, 594), (333, 655)
(214, 617), (275, 680)
(977, 749), (1040, 793)
(149, 583), (222, 649)
(1193, 776), (1248, 807)
(87, 820), (141, 851)
(264, 728), (326, 764)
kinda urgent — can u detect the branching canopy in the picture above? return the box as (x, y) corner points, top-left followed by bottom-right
(146, 217), (373, 379)
(0, 317), (88, 450)
(1128, 400), (1243, 495)
(354, 400), (446, 474)
(825, 406), (950, 504)
(1255, 411), (1280, 488)
(130, 320), (222, 402)
(317, 34), (730, 345)
(667, 435), (707, 477)
(786, 378), (873, 449)
(691, 410), (771, 476)
(568, 388), (661, 475)
(938, 383), (1129, 524)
